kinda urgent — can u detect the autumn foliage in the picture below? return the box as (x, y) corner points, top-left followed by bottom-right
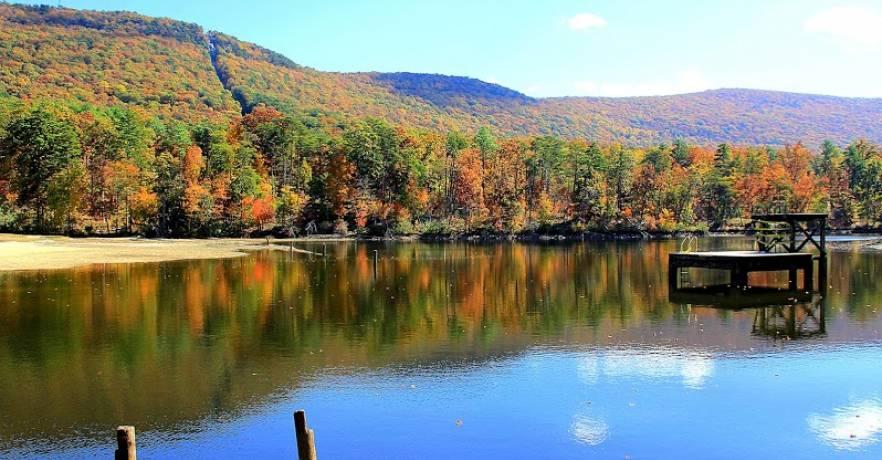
(1, 4), (881, 236)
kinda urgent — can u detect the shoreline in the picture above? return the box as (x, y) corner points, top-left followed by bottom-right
(1, 231), (881, 272)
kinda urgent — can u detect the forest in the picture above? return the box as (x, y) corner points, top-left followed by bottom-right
(0, 98), (879, 237)
(1, 4), (881, 237)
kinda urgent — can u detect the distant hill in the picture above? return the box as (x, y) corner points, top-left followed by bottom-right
(2, 3), (882, 145)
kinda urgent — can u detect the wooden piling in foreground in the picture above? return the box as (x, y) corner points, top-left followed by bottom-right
(294, 410), (318, 460)
(114, 426), (136, 460)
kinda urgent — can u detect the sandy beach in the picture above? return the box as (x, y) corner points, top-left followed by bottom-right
(0, 234), (322, 271)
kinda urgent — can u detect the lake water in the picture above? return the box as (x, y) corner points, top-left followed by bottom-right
(1, 238), (881, 459)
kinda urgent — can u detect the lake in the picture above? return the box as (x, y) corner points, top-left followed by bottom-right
(1, 238), (881, 459)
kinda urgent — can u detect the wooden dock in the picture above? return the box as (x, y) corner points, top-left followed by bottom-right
(669, 213), (828, 294)
(669, 251), (814, 290)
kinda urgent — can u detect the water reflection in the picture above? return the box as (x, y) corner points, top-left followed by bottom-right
(752, 301), (826, 340)
(578, 348), (714, 389)
(808, 400), (882, 450)
(570, 415), (610, 446)
(670, 288), (828, 341)
(0, 239), (880, 458)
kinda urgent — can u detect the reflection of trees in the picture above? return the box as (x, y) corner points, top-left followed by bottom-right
(0, 241), (879, 443)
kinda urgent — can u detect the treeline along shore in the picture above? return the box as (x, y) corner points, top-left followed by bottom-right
(1, 100), (881, 239)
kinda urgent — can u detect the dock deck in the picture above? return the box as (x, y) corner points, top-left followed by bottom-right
(669, 251), (813, 290)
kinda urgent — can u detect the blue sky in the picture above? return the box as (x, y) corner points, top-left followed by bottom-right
(15, 0), (882, 98)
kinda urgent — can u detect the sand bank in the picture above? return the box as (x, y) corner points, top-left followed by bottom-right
(0, 235), (298, 271)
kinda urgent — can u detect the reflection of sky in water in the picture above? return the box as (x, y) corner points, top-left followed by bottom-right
(578, 348), (715, 389)
(570, 415), (609, 446)
(6, 345), (880, 459)
(808, 400), (882, 450)
(572, 348), (714, 448)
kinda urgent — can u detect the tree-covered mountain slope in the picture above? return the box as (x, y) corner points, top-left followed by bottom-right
(2, 3), (882, 145)
(0, 4), (239, 122)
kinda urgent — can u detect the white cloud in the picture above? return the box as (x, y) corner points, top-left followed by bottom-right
(568, 13), (607, 31)
(572, 68), (710, 97)
(804, 6), (882, 46)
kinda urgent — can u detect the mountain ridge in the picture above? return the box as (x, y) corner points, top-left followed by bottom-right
(1, 3), (881, 145)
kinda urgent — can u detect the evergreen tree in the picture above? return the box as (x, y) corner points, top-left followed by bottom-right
(0, 108), (80, 228)
(702, 143), (738, 225)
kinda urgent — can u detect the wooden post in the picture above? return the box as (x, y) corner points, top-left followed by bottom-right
(323, 243), (327, 257)
(804, 259), (814, 292)
(668, 261), (679, 289)
(732, 268), (748, 288)
(294, 410), (317, 460)
(290, 242), (294, 254)
(115, 426), (136, 460)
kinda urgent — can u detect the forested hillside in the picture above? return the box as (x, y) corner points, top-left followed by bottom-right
(1, 4), (881, 237)
(2, 3), (882, 145)
(0, 4), (240, 122)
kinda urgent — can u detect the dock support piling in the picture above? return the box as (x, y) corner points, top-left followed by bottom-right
(114, 426), (136, 460)
(804, 259), (814, 291)
(294, 410), (318, 460)
(668, 262), (679, 289)
(732, 268), (748, 288)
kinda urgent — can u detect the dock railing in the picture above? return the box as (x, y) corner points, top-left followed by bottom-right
(750, 220), (789, 253)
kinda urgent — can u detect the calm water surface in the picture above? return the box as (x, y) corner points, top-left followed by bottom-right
(1, 238), (881, 459)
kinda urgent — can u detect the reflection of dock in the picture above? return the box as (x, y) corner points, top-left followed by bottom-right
(752, 301), (826, 340)
(669, 285), (812, 309)
(670, 286), (826, 340)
